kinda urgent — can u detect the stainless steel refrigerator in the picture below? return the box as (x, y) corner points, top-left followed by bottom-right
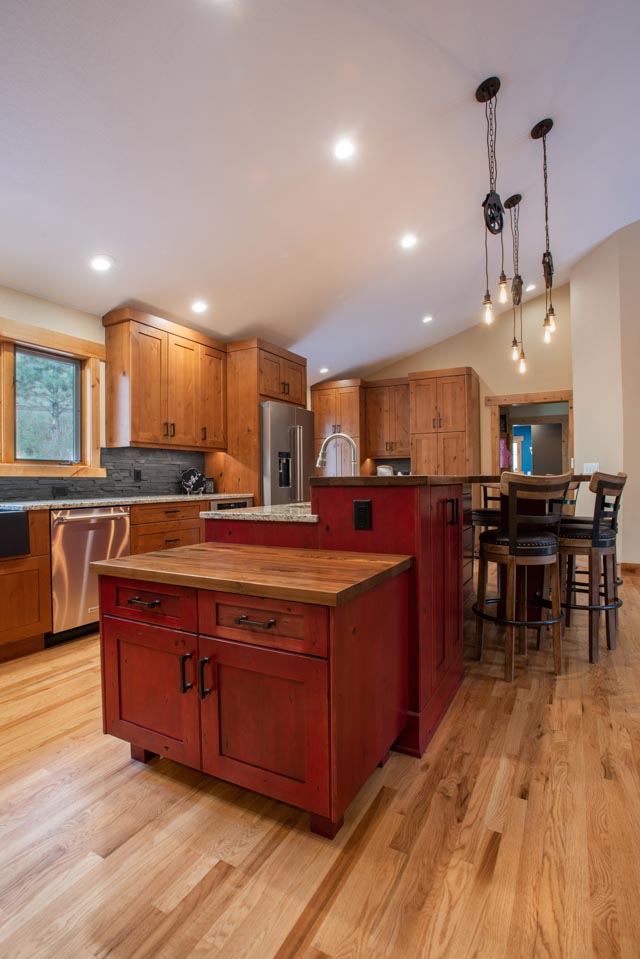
(261, 401), (315, 505)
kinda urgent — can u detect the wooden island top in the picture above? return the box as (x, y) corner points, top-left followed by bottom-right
(91, 542), (412, 607)
(310, 473), (591, 487)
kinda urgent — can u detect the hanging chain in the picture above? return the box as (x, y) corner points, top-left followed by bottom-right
(485, 97), (497, 191)
(510, 204), (520, 277)
(484, 221), (489, 290)
(542, 134), (550, 254)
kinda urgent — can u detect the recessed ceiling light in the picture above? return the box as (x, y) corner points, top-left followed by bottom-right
(90, 254), (114, 272)
(422, 315), (433, 324)
(525, 283), (536, 292)
(319, 367), (329, 374)
(332, 137), (357, 161)
(399, 233), (418, 250)
(191, 300), (208, 313)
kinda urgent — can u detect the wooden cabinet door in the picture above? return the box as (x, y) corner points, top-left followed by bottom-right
(167, 334), (199, 447)
(130, 322), (168, 444)
(283, 360), (306, 406)
(0, 555), (52, 645)
(336, 387), (360, 437)
(199, 345), (226, 448)
(411, 434), (438, 474)
(438, 431), (467, 475)
(389, 384), (410, 455)
(365, 387), (388, 457)
(443, 490), (464, 676)
(258, 350), (284, 399)
(199, 636), (330, 816)
(101, 617), (201, 768)
(311, 389), (337, 439)
(437, 376), (466, 432)
(410, 378), (438, 434)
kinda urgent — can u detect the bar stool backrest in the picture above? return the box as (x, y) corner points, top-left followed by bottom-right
(587, 471), (627, 546)
(550, 479), (581, 516)
(482, 485), (501, 509)
(499, 471), (573, 556)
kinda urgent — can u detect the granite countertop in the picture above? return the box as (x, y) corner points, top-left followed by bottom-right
(0, 493), (254, 512)
(201, 502), (318, 524)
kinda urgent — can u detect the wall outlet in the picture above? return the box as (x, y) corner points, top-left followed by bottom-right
(133, 468), (142, 482)
(353, 499), (372, 531)
(583, 462), (599, 474)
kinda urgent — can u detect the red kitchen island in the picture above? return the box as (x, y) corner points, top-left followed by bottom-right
(92, 542), (411, 838)
(204, 476), (472, 757)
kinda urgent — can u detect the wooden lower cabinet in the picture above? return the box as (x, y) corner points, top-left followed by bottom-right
(0, 510), (51, 661)
(99, 571), (409, 837)
(130, 501), (211, 555)
(199, 636), (330, 816)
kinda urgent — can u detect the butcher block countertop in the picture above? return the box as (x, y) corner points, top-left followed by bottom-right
(310, 474), (591, 487)
(91, 542), (413, 607)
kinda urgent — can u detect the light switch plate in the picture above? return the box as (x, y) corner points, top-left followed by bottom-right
(583, 462), (599, 474)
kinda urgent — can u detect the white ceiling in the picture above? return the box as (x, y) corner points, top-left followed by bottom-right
(1, 0), (639, 382)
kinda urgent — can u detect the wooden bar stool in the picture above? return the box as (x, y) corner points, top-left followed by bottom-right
(471, 484), (501, 561)
(473, 471), (572, 682)
(558, 471), (626, 663)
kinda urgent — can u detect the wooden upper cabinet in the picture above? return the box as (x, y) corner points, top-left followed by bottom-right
(259, 350), (307, 405)
(199, 346), (226, 449)
(336, 387), (360, 437)
(410, 378), (438, 434)
(129, 321), (168, 445)
(167, 334), (199, 447)
(365, 387), (387, 457)
(437, 377), (467, 432)
(364, 382), (410, 457)
(103, 307), (227, 451)
(312, 390), (337, 439)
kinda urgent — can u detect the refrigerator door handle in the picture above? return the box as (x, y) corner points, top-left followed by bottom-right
(290, 424), (304, 503)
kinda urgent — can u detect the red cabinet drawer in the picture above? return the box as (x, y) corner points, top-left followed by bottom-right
(100, 577), (198, 632)
(198, 591), (328, 657)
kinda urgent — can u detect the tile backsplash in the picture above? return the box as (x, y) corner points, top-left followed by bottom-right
(0, 448), (205, 502)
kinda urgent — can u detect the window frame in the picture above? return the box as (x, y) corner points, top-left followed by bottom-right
(13, 345), (83, 464)
(0, 317), (106, 478)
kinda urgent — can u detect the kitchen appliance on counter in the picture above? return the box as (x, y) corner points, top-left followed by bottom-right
(261, 401), (314, 506)
(50, 506), (130, 636)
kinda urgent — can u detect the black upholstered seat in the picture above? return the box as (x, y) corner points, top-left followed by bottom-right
(480, 528), (558, 557)
(471, 507), (501, 527)
(559, 524), (616, 542)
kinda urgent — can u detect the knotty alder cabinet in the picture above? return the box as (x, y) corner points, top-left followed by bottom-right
(410, 368), (480, 475)
(98, 555), (409, 838)
(0, 510), (52, 662)
(310, 379), (365, 478)
(103, 308), (226, 452)
(364, 381), (410, 458)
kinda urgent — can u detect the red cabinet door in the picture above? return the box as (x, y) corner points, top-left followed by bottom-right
(198, 636), (330, 816)
(102, 616), (201, 768)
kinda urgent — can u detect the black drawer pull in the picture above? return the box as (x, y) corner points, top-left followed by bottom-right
(127, 596), (161, 609)
(164, 509), (180, 515)
(198, 657), (211, 699)
(233, 614), (277, 630)
(202, 426), (207, 441)
(163, 422), (169, 437)
(179, 653), (192, 694)
(165, 538), (180, 544)
(170, 422), (176, 437)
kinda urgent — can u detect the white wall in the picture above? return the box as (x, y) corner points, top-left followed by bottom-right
(371, 284), (572, 472)
(0, 284), (103, 343)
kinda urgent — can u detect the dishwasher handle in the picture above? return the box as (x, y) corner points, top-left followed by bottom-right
(53, 513), (129, 525)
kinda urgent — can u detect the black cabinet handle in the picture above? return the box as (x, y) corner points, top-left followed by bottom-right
(170, 422), (176, 437)
(281, 381), (287, 394)
(446, 498), (459, 526)
(164, 509), (180, 514)
(432, 418), (436, 429)
(202, 426), (207, 441)
(165, 538), (180, 544)
(198, 657), (211, 699)
(127, 596), (161, 609)
(285, 382), (290, 395)
(179, 653), (193, 694)
(233, 614), (277, 630)
(336, 424), (341, 433)
(163, 422), (169, 437)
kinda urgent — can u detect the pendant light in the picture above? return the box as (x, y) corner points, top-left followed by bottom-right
(531, 118), (557, 341)
(505, 193), (527, 373)
(476, 77), (504, 324)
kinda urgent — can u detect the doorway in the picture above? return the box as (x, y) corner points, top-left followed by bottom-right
(487, 391), (573, 474)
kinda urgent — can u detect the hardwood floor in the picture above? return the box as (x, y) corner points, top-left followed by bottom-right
(1, 571), (639, 958)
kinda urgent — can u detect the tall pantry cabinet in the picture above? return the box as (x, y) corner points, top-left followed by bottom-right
(409, 367), (480, 476)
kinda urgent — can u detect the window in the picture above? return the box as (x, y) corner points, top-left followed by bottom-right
(0, 316), (106, 477)
(14, 347), (82, 463)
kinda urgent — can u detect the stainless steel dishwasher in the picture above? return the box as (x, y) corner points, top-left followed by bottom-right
(50, 506), (130, 633)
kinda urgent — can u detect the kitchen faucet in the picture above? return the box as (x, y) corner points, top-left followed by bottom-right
(315, 432), (359, 476)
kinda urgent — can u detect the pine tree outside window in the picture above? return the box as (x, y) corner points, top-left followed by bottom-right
(14, 347), (83, 463)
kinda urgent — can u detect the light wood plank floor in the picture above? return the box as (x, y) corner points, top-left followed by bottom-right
(1, 572), (639, 958)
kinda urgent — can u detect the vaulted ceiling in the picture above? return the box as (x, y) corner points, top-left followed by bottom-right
(1, 0), (639, 381)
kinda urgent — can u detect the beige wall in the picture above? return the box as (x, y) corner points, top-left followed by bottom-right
(619, 221), (640, 565)
(371, 283), (572, 472)
(0, 284), (103, 343)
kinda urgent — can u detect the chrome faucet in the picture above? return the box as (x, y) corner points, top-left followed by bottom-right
(315, 432), (359, 476)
